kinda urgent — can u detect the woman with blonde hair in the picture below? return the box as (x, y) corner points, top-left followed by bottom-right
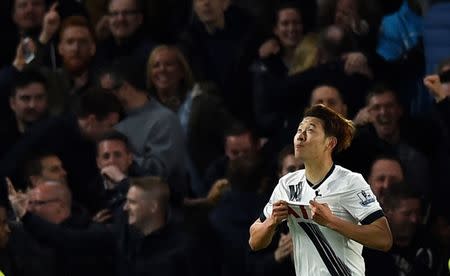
(147, 45), (194, 113)
(289, 33), (319, 75)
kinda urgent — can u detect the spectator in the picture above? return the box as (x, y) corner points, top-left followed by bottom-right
(256, 3), (304, 76)
(423, 59), (450, 204)
(9, 176), (195, 276)
(309, 84), (348, 117)
(0, 178), (51, 276)
(180, 0), (259, 123)
(87, 130), (138, 219)
(364, 183), (438, 275)
(253, 24), (371, 154)
(424, 58), (450, 127)
(101, 58), (187, 205)
(146, 45), (237, 195)
(119, 176), (194, 275)
(0, 70), (49, 157)
(1, 15), (98, 115)
(367, 154), (405, 203)
(24, 152), (67, 189)
(209, 154), (268, 276)
(96, 0), (155, 67)
(147, 45), (194, 115)
(25, 179), (113, 276)
(376, 0), (425, 114)
(1, 0), (46, 68)
(277, 144), (304, 178)
(203, 123), (259, 197)
(357, 86), (432, 196)
(0, 88), (122, 205)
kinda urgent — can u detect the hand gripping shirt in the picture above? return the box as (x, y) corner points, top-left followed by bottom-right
(261, 165), (384, 276)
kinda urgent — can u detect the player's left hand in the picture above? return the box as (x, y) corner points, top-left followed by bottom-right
(310, 200), (334, 228)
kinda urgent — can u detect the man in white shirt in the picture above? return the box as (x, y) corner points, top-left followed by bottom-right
(249, 104), (392, 276)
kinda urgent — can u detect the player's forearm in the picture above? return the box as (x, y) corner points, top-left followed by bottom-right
(328, 216), (392, 252)
(249, 218), (278, 251)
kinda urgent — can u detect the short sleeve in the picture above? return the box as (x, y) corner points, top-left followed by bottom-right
(340, 174), (383, 224)
(261, 178), (288, 221)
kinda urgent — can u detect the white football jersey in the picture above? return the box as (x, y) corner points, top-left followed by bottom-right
(262, 165), (384, 276)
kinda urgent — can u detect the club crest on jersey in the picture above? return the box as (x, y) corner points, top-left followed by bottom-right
(289, 181), (303, 201)
(357, 190), (375, 206)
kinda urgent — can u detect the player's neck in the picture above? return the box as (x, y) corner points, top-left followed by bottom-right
(304, 157), (334, 186)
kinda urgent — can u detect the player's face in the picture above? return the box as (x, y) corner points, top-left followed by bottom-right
(293, 117), (331, 162)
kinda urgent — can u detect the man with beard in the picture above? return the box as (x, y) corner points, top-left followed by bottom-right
(40, 15), (97, 114)
(0, 70), (49, 157)
(2, 15), (97, 115)
(0, 0), (47, 120)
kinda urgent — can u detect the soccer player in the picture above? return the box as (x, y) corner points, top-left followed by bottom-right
(249, 104), (392, 276)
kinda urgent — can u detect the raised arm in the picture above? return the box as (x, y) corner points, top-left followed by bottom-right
(249, 200), (288, 251)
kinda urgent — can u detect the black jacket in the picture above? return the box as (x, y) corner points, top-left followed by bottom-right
(0, 114), (98, 202)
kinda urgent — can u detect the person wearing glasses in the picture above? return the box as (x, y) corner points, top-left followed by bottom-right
(96, 0), (155, 67)
(22, 179), (114, 275)
(27, 179), (71, 224)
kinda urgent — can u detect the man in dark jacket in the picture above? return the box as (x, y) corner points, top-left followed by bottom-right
(9, 176), (195, 276)
(0, 89), (122, 204)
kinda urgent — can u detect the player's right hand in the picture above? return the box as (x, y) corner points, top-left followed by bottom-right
(270, 200), (289, 225)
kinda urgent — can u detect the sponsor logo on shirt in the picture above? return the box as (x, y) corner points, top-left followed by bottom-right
(357, 190), (375, 206)
(289, 181), (303, 201)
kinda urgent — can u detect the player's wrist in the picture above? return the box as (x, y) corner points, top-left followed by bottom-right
(326, 215), (340, 231)
(267, 216), (280, 228)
